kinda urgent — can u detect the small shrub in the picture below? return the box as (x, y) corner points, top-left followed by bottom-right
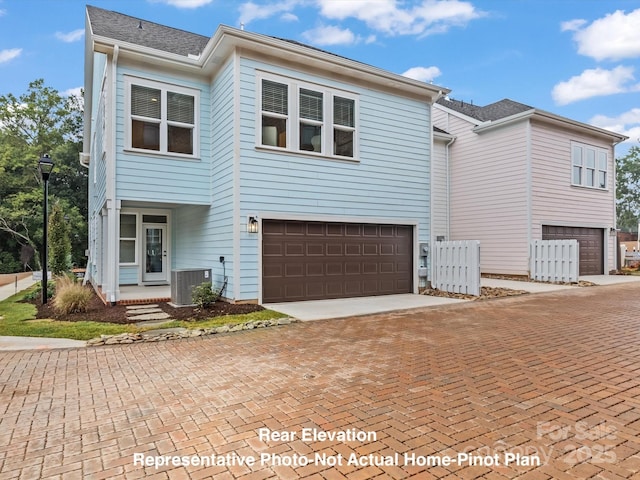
(52, 275), (92, 314)
(23, 280), (55, 301)
(191, 282), (221, 309)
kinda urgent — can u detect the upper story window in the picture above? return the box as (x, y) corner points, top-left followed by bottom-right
(571, 142), (608, 190)
(258, 73), (358, 159)
(126, 77), (199, 157)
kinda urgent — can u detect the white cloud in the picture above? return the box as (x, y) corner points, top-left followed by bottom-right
(402, 66), (442, 82)
(0, 48), (21, 64)
(301, 25), (358, 46)
(590, 108), (640, 143)
(552, 66), (640, 105)
(55, 29), (84, 43)
(151, 0), (214, 8)
(568, 9), (640, 61)
(239, 0), (301, 25)
(560, 18), (586, 32)
(315, 0), (484, 37)
(64, 87), (83, 98)
(281, 12), (299, 22)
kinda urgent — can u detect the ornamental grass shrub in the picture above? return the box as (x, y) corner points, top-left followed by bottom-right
(53, 274), (93, 314)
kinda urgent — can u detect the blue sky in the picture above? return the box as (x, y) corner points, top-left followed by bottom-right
(1, 0), (639, 153)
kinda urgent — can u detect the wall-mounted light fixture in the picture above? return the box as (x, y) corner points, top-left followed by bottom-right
(247, 215), (259, 234)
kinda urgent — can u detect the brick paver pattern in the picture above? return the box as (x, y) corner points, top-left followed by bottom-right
(1, 283), (640, 479)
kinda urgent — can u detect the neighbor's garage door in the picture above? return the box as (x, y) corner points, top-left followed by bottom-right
(542, 225), (604, 275)
(262, 220), (413, 303)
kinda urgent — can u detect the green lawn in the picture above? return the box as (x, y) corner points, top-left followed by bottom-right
(0, 289), (287, 341)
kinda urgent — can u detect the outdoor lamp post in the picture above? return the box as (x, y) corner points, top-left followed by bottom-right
(38, 154), (54, 304)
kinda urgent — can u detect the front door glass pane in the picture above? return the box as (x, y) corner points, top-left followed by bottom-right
(146, 228), (163, 274)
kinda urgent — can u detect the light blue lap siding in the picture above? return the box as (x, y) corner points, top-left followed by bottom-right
(114, 66), (211, 205)
(172, 59), (236, 298)
(236, 58), (431, 299)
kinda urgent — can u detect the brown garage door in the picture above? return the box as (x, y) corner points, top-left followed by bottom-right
(263, 220), (413, 302)
(542, 226), (604, 275)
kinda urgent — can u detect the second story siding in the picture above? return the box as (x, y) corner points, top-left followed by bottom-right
(114, 64), (212, 205)
(237, 57), (431, 220)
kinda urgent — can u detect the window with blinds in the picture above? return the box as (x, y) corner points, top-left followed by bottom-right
(258, 74), (357, 158)
(127, 78), (198, 156)
(333, 96), (354, 157)
(261, 80), (288, 147)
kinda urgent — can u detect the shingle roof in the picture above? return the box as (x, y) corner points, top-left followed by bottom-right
(437, 97), (533, 122)
(86, 5), (209, 57)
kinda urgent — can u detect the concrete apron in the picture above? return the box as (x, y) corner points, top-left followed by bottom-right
(264, 293), (465, 321)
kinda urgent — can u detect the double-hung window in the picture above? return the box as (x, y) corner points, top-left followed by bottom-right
(119, 214), (137, 264)
(258, 74), (358, 159)
(571, 141), (608, 190)
(127, 77), (199, 157)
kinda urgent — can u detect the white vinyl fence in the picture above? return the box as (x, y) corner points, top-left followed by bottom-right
(432, 240), (481, 296)
(530, 239), (579, 283)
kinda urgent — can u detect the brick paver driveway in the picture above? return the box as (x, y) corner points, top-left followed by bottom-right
(1, 283), (640, 480)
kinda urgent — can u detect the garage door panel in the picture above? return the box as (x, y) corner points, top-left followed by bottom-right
(542, 225), (603, 275)
(363, 244), (378, 255)
(263, 220), (413, 302)
(306, 243), (324, 255)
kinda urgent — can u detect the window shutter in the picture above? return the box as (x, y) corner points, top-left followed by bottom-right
(131, 85), (161, 119)
(262, 80), (288, 115)
(300, 89), (323, 121)
(334, 96), (354, 127)
(168, 92), (194, 124)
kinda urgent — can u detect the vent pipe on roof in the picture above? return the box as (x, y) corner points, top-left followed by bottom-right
(138, 20), (143, 29)
(240, 22), (245, 30)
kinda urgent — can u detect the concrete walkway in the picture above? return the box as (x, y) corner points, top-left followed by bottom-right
(0, 275), (37, 302)
(0, 336), (85, 351)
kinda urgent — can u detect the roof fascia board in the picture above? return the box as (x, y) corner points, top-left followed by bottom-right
(92, 35), (202, 71)
(472, 109), (534, 133)
(210, 26), (450, 101)
(531, 109), (628, 144)
(473, 107), (628, 143)
(434, 102), (482, 126)
(94, 23), (450, 102)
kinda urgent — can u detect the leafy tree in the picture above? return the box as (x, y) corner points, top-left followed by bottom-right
(48, 202), (71, 275)
(0, 79), (86, 271)
(616, 146), (640, 232)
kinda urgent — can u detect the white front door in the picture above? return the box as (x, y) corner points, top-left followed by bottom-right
(142, 224), (167, 283)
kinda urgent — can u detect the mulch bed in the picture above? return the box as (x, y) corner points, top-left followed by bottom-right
(26, 290), (264, 324)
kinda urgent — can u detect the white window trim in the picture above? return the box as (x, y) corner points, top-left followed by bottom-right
(119, 212), (138, 266)
(256, 72), (359, 161)
(571, 141), (608, 190)
(124, 76), (200, 159)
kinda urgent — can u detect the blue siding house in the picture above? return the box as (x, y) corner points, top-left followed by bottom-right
(83, 6), (447, 304)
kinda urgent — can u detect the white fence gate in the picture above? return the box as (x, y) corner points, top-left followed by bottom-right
(530, 239), (579, 283)
(432, 240), (481, 296)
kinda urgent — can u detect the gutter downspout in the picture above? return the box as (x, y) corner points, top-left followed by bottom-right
(445, 135), (456, 240)
(106, 45), (120, 305)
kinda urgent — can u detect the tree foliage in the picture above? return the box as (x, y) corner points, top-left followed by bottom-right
(49, 202), (72, 275)
(616, 146), (640, 232)
(0, 79), (86, 273)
